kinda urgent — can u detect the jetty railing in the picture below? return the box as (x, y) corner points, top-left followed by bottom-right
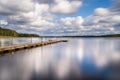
(0, 40), (68, 53)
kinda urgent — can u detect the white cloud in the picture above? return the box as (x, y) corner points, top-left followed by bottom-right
(110, 15), (120, 23)
(30, 17), (56, 27)
(61, 16), (84, 27)
(0, 0), (84, 35)
(94, 8), (110, 16)
(0, 20), (8, 25)
(0, 0), (55, 31)
(51, 0), (82, 14)
(82, 6), (120, 34)
(0, 0), (34, 15)
(34, 0), (54, 4)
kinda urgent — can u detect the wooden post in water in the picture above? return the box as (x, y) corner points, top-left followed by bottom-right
(31, 37), (32, 43)
(0, 39), (1, 47)
(11, 38), (13, 45)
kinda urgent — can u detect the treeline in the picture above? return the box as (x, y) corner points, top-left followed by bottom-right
(0, 27), (18, 37)
(0, 27), (39, 37)
(18, 33), (40, 37)
(101, 34), (120, 37)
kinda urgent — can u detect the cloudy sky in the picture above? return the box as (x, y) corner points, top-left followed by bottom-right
(0, 0), (120, 36)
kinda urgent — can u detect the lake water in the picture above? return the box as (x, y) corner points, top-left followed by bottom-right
(0, 37), (120, 80)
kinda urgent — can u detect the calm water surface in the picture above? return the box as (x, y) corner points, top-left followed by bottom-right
(0, 38), (120, 80)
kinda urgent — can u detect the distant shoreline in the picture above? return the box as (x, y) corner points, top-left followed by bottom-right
(1, 35), (120, 38)
(40, 35), (120, 38)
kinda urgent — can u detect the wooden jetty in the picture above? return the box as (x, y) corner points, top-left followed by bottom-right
(0, 40), (68, 53)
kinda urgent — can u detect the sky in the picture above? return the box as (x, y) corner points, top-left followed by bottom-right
(0, 0), (120, 36)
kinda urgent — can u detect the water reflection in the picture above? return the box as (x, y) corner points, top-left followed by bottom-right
(0, 38), (120, 80)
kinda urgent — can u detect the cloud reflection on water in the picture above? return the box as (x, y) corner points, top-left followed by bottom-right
(0, 38), (120, 80)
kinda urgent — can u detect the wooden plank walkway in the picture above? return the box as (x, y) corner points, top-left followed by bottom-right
(0, 40), (68, 53)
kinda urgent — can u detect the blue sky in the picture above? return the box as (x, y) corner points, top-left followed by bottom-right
(76, 0), (112, 17)
(0, 0), (120, 36)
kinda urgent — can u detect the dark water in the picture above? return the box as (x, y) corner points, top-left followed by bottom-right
(0, 38), (120, 80)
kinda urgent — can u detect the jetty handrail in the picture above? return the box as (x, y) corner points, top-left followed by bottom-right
(0, 40), (68, 53)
